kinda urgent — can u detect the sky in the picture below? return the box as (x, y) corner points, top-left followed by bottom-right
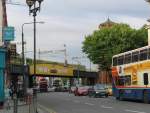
(6, 0), (150, 70)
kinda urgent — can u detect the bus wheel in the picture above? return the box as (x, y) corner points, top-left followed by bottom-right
(118, 91), (124, 101)
(143, 91), (149, 104)
(116, 97), (119, 100)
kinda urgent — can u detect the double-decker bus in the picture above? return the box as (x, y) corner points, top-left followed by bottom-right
(112, 46), (150, 103)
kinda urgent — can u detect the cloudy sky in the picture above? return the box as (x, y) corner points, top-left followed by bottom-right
(6, 0), (150, 69)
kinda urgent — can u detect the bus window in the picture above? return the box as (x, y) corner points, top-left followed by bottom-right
(143, 73), (149, 85)
(148, 48), (150, 59)
(118, 77), (125, 86)
(140, 49), (148, 61)
(124, 53), (131, 64)
(118, 56), (124, 65)
(113, 57), (117, 66)
(132, 51), (139, 62)
(118, 76), (131, 86)
(124, 75), (131, 86)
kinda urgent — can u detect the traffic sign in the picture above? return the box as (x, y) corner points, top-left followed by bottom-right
(3, 26), (15, 41)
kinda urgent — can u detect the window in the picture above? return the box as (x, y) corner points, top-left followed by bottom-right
(117, 75), (131, 86)
(140, 49), (147, 61)
(118, 56), (124, 65)
(132, 51), (139, 62)
(143, 73), (149, 85)
(124, 75), (131, 86)
(124, 53), (131, 64)
(148, 48), (150, 59)
(113, 57), (117, 66)
(118, 77), (125, 86)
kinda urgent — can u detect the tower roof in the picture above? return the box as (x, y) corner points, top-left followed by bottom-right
(99, 18), (117, 29)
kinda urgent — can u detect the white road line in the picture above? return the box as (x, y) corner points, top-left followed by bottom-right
(38, 104), (56, 113)
(125, 109), (146, 113)
(101, 105), (113, 109)
(85, 103), (94, 106)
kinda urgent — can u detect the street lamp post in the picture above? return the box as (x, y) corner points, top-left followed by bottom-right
(22, 21), (44, 96)
(72, 57), (81, 85)
(26, 0), (44, 87)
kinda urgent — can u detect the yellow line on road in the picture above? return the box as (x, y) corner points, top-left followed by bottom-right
(38, 104), (57, 113)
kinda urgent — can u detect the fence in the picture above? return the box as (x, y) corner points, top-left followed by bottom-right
(0, 94), (38, 113)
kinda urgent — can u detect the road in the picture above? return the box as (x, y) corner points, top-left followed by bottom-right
(38, 92), (149, 113)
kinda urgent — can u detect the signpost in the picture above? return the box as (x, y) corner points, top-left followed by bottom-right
(3, 26), (15, 41)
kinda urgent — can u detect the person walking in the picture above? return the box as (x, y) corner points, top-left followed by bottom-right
(4, 86), (11, 110)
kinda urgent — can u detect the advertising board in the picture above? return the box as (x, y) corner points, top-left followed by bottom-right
(30, 64), (73, 77)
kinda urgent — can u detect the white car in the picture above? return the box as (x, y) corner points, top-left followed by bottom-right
(48, 86), (56, 92)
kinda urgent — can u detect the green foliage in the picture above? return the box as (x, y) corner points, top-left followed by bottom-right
(82, 23), (147, 70)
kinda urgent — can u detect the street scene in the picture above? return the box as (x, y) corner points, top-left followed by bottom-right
(38, 92), (150, 113)
(1, 0), (150, 113)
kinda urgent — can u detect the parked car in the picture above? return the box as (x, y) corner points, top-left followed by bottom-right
(70, 86), (77, 93)
(48, 86), (56, 92)
(54, 86), (63, 92)
(88, 84), (109, 98)
(74, 86), (90, 96)
(62, 85), (69, 92)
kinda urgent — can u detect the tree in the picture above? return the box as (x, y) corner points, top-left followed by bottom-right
(145, 0), (150, 4)
(82, 23), (147, 70)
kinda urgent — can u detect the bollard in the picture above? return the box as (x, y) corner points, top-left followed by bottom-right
(13, 94), (18, 113)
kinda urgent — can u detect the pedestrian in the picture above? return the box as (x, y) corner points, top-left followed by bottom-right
(4, 85), (11, 110)
(10, 81), (14, 99)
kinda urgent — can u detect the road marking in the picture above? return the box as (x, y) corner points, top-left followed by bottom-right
(38, 104), (57, 113)
(101, 105), (113, 109)
(125, 109), (146, 113)
(85, 103), (94, 106)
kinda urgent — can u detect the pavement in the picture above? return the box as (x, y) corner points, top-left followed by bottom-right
(38, 92), (150, 113)
(0, 99), (53, 113)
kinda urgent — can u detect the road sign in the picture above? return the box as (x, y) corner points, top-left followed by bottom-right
(3, 27), (15, 41)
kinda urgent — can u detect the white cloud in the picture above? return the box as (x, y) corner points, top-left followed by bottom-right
(6, 0), (150, 69)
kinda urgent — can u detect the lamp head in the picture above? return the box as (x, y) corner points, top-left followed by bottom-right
(37, 0), (44, 11)
(26, 0), (35, 8)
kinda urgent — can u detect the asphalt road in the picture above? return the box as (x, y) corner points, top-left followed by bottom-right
(38, 92), (150, 113)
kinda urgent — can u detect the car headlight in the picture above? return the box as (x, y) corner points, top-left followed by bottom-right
(96, 91), (99, 93)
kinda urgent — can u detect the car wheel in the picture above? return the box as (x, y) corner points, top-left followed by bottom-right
(105, 94), (108, 98)
(74, 92), (77, 96)
(94, 94), (98, 98)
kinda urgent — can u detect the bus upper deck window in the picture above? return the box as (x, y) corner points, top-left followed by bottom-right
(132, 51), (139, 62)
(118, 56), (124, 65)
(140, 49), (147, 61)
(125, 53), (131, 64)
(148, 48), (150, 59)
(113, 57), (117, 66)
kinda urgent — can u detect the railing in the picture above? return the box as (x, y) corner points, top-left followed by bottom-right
(0, 94), (37, 113)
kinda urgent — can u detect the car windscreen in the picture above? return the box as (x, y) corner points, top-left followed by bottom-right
(94, 85), (105, 90)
